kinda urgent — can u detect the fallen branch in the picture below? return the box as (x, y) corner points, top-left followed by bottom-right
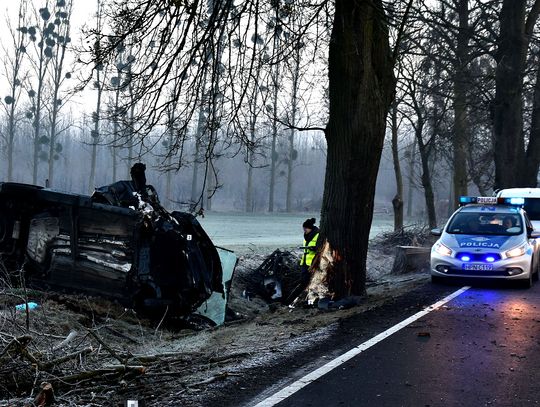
(86, 328), (126, 365)
(52, 365), (146, 384)
(189, 372), (241, 388)
(40, 347), (94, 370)
(104, 326), (140, 344)
(208, 352), (250, 364)
(0, 335), (32, 360)
(53, 331), (79, 351)
(121, 351), (202, 364)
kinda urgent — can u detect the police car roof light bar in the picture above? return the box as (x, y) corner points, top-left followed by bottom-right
(458, 196), (525, 206)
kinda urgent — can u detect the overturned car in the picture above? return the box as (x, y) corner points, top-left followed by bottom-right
(0, 177), (233, 320)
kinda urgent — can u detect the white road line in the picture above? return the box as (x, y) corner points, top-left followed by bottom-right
(253, 286), (471, 407)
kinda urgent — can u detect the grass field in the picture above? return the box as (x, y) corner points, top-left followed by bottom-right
(197, 212), (394, 254)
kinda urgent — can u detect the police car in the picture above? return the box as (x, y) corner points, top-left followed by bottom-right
(496, 188), (540, 231)
(430, 196), (540, 287)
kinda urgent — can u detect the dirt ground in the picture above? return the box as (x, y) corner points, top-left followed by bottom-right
(0, 243), (430, 407)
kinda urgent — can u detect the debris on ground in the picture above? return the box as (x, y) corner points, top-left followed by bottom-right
(240, 249), (303, 305)
(370, 224), (435, 274)
(371, 224), (436, 254)
(0, 230), (430, 405)
(391, 246), (431, 274)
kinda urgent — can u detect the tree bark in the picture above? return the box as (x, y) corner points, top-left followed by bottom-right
(286, 45), (300, 213)
(245, 105), (257, 212)
(111, 86), (120, 183)
(5, 3), (27, 183)
(452, 0), (469, 206)
(312, 0), (395, 299)
(524, 53), (540, 186)
(89, 77), (102, 194)
(406, 139), (416, 219)
(268, 5), (281, 213)
(390, 100), (403, 231)
(31, 17), (50, 186)
(418, 145), (437, 228)
(493, 0), (531, 188)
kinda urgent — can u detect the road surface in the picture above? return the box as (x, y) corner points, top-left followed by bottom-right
(250, 281), (540, 407)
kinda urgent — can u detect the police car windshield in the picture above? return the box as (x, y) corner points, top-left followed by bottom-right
(446, 212), (523, 235)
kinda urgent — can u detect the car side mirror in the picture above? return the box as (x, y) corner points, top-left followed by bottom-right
(529, 230), (540, 239)
(431, 228), (442, 236)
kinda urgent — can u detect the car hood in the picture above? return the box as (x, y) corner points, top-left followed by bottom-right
(441, 234), (523, 251)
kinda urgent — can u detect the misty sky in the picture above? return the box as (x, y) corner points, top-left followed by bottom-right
(0, 1), (418, 216)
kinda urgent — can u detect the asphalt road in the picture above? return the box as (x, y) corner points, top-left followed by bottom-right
(252, 281), (540, 407)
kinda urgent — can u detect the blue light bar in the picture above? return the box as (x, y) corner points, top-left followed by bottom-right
(459, 196), (476, 205)
(507, 197), (525, 205)
(459, 196), (525, 206)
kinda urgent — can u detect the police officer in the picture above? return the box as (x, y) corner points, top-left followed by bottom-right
(300, 218), (319, 283)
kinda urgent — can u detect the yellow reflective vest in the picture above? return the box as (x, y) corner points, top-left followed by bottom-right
(301, 232), (319, 267)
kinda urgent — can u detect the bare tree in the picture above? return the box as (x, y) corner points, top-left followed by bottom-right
(285, 44), (300, 213)
(400, 53), (449, 229)
(267, 1), (284, 213)
(26, 1), (55, 185)
(85, 0), (406, 298)
(89, 0), (106, 193)
(1, 0), (29, 182)
(45, 0), (72, 187)
(390, 100), (404, 230)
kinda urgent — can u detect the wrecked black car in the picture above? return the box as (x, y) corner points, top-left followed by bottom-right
(0, 180), (232, 319)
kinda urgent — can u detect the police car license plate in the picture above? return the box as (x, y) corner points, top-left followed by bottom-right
(463, 263), (493, 271)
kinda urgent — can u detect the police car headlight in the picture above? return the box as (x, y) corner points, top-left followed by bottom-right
(434, 242), (453, 257)
(505, 244), (526, 258)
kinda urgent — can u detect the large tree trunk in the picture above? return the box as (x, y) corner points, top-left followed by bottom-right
(245, 77), (260, 213)
(493, 0), (527, 189)
(406, 139), (416, 219)
(7, 98), (16, 182)
(414, 119), (437, 229)
(309, 0), (394, 301)
(524, 55), (540, 186)
(89, 79), (102, 194)
(32, 48), (47, 186)
(452, 0), (469, 207)
(418, 147), (437, 228)
(111, 87), (120, 183)
(390, 100), (403, 231)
